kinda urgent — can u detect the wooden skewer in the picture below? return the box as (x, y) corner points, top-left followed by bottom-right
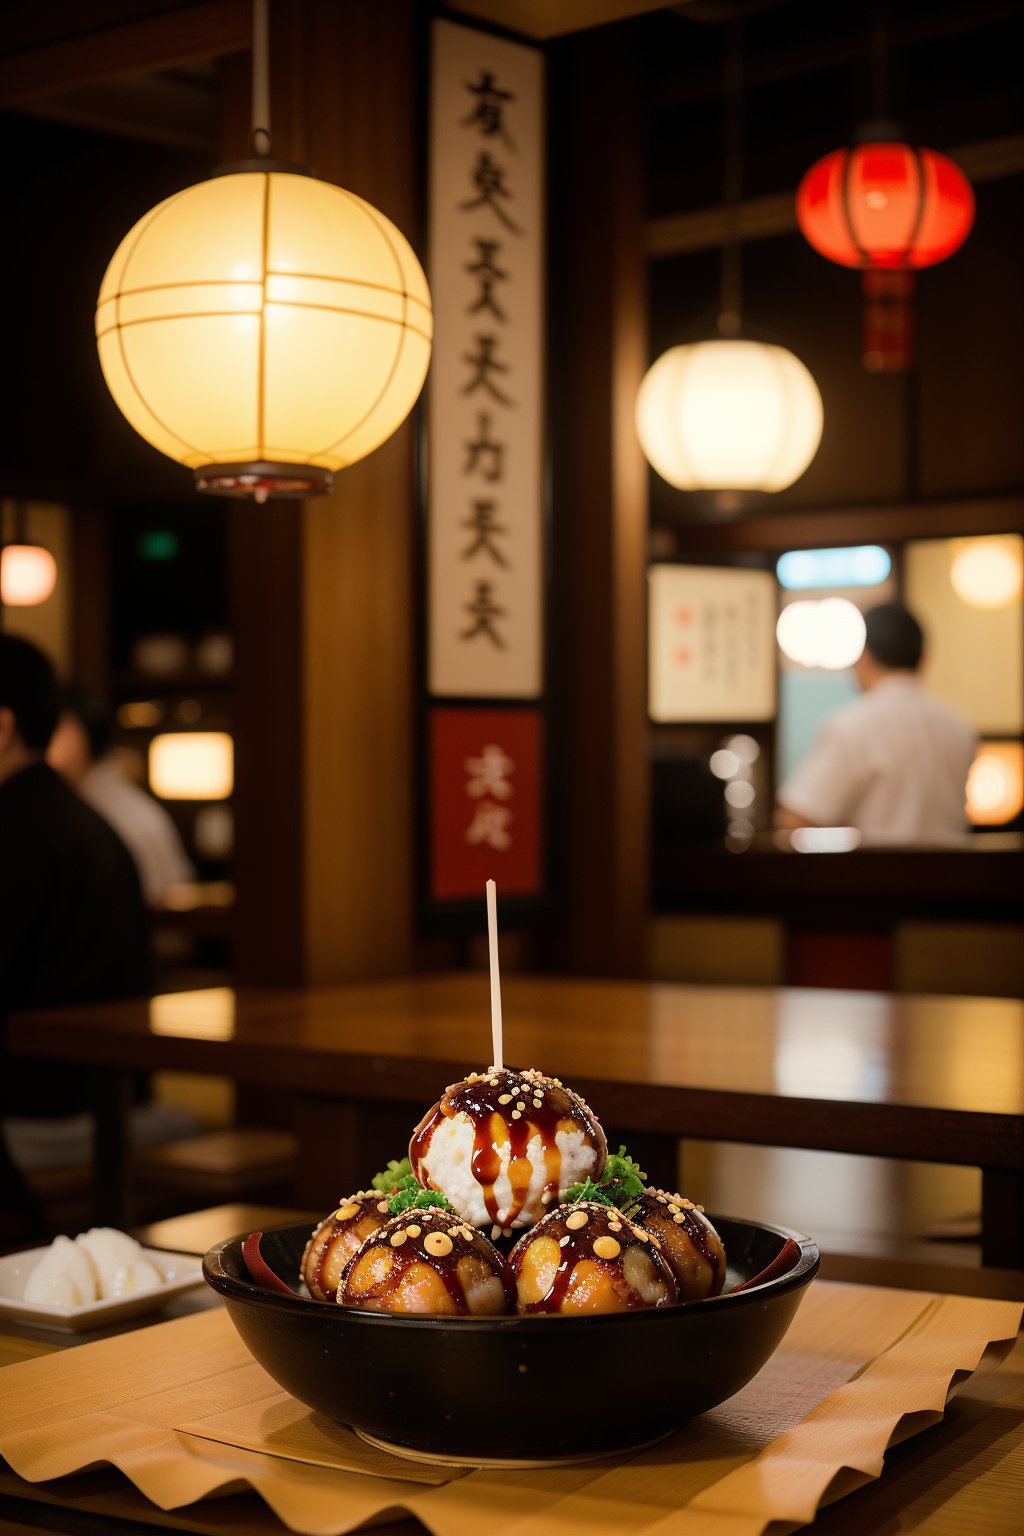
(486, 879), (503, 1071)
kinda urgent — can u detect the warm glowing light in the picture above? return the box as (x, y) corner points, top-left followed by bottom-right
(709, 749), (740, 779)
(1, 544), (57, 605)
(724, 779), (756, 809)
(950, 536), (1023, 610)
(726, 733), (760, 763)
(777, 545), (891, 590)
(149, 733), (233, 800)
(777, 598), (866, 670)
(796, 143), (975, 270)
(966, 742), (1024, 826)
(96, 168), (432, 496)
(116, 700), (165, 730)
(635, 340), (823, 492)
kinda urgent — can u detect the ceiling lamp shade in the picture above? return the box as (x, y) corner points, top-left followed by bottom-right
(0, 543), (57, 606)
(950, 535), (1023, 610)
(635, 340), (823, 493)
(96, 166), (433, 498)
(797, 141), (974, 372)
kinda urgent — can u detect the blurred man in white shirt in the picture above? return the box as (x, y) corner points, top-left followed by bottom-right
(775, 603), (976, 847)
(48, 686), (195, 905)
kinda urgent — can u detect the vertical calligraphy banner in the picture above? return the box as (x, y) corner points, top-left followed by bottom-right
(427, 19), (545, 699)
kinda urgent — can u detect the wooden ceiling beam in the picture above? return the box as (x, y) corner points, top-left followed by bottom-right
(0, 0), (251, 105)
(646, 133), (1024, 257)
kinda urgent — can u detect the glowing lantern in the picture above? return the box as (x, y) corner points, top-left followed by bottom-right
(96, 167), (431, 499)
(0, 544), (57, 606)
(797, 141), (974, 371)
(635, 340), (823, 493)
(150, 733), (234, 800)
(966, 743), (1024, 827)
(950, 536), (1023, 610)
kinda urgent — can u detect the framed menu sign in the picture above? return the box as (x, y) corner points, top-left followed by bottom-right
(648, 565), (777, 723)
(427, 18), (545, 700)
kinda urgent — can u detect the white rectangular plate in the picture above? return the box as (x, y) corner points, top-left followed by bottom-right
(0, 1246), (204, 1332)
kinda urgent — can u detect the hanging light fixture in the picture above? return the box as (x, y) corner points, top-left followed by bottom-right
(636, 22), (823, 502)
(0, 501), (58, 607)
(795, 5), (973, 371)
(95, 0), (432, 501)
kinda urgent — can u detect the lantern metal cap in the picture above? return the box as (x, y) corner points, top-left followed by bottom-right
(194, 462), (333, 500)
(207, 156), (317, 182)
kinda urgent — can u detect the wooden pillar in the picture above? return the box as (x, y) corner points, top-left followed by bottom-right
(228, 0), (421, 984)
(546, 24), (650, 977)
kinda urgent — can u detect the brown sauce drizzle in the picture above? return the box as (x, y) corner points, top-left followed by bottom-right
(510, 1203), (674, 1313)
(631, 1190), (725, 1295)
(411, 1070), (605, 1227)
(341, 1211), (514, 1315)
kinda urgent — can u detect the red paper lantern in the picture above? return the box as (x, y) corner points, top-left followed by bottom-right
(796, 141), (974, 371)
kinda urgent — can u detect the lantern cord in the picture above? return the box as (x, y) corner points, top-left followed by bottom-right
(719, 18), (743, 338)
(251, 0), (271, 157)
(870, 0), (890, 125)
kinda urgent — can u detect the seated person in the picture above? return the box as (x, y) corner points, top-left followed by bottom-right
(775, 603), (977, 846)
(48, 685), (195, 908)
(0, 637), (191, 1224)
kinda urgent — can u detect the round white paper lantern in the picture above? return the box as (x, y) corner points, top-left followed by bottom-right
(96, 166), (432, 498)
(636, 339), (823, 492)
(0, 544), (57, 606)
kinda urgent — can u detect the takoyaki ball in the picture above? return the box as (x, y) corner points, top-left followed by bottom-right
(410, 1067), (607, 1232)
(301, 1191), (396, 1301)
(509, 1201), (678, 1315)
(339, 1207), (514, 1316)
(628, 1189), (726, 1299)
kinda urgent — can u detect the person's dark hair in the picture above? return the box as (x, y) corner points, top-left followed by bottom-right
(0, 634), (60, 751)
(863, 602), (925, 671)
(58, 683), (112, 763)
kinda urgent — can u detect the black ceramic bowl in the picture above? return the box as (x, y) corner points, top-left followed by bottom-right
(204, 1216), (818, 1462)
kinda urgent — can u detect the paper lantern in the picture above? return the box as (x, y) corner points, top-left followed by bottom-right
(796, 141), (974, 371)
(966, 743), (1024, 826)
(950, 536), (1023, 610)
(96, 165), (432, 499)
(635, 340), (823, 492)
(0, 544), (57, 606)
(150, 733), (234, 800)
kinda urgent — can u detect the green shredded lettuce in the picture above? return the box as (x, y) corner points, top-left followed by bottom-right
(369, 1158), (453, 1215)
(562, 1146), (647, 1212)
(370, 1157), (412, 1193)
(387, 1174), (453, 1215)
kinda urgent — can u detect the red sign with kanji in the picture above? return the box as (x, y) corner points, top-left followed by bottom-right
(430, 707), (543, 901)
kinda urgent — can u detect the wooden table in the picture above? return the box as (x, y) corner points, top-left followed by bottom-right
(7, 974), (1024, 1265)
(1, 1206), (1021, 1536)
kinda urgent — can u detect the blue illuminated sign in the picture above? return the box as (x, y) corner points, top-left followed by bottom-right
(777, 546), (891, 590)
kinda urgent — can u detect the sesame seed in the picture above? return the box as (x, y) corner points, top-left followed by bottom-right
(516, 1102), (526, 1110)
(390, 1231), (408, 1247)
(491, 1225), (502, 1240)
(377, 1201), (390, 1214)
(425, 1232), (453, 1257)
(559, 1235), (571, 1247)
(335, 1202), (360, 1221)
(511, 1110), (521, 1119)
(566, 1210), (589, 1230)
(498, 1093), (513, 1104)
(407, 1224), (421, 1238)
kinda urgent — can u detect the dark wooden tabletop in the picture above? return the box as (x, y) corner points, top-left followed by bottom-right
(7, 974), (1024, 1262)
